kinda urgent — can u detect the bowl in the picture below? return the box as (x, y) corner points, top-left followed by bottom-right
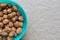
(0, 0), (28, 40)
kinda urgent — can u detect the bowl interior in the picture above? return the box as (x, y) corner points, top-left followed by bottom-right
(0, 0), (28, 40)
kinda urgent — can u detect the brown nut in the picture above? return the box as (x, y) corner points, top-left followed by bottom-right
(11, 16), (18, 22)
(7, 4), (12, 8)
(4, 27), (11, 33)
(11, 27), (16, 32)
(13, 6), (18, 11)
(1, 32), (8, 37)
(18, 16), (24, 21)
(14, 21), (19, 27)
(16, 11), (21, 16)
(3, 15), (8, 19)
(0, 3), (7, 8)
(16, 28), (22, 34)
(0, 17), (3, 22)
(7, 37), (13, 40)
(9, 22), (13, 27)
(0, 11), (3, 17)
(3, 26), (11, 33)
(18, 22), (23, 27)
(11, 12), (16, 16)
(8, 14), (13, 19)
(3, 28), (9, 33)
(0, 22), (4, 28)
(9, 31), (15, 37)
(3, 19), (9, 24)
(14, 21), (23, 27)
(3, 9), (7, 14)
(7, 8), (12, 13)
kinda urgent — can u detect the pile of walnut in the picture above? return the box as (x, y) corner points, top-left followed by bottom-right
(0, 3), (24, 40)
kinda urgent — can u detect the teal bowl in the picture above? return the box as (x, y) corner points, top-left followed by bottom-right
(0, 0), (28, 40)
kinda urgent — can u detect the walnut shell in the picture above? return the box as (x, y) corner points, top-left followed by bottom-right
(3, 19), (9, 24)
(11, 12), (16, 16)
(14, 21), (19, 27)
(7, 8), (12, 13)
(0, 3), (7, 8)
(9, 31), (15, 37)
(11, 27), (16, 32)
(11, 16), (18, 22)
(3, 15), (8, 19)
(1, 32), (8, 37)
(16, 28), (22, 34)
(3, 28), (9, 33)
(3, 9), (7, 14)
(9, 22), (13, 27)
(18, 22), (23, 27)
(8, 14), (13, 19)
(4, 27), (11, 33)
(18, 16), (24, 21)
(13, 6), (18, 11)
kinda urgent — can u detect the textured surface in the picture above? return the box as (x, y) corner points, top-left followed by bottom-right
(15, 0), (60, 40)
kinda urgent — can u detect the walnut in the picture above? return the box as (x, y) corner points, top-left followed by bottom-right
(3, 19), (9, 24)
(0, 3), (7, 8)
(16, 28), (22, 34)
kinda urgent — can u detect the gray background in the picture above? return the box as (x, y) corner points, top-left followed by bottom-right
(15, 0), (60, 40)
